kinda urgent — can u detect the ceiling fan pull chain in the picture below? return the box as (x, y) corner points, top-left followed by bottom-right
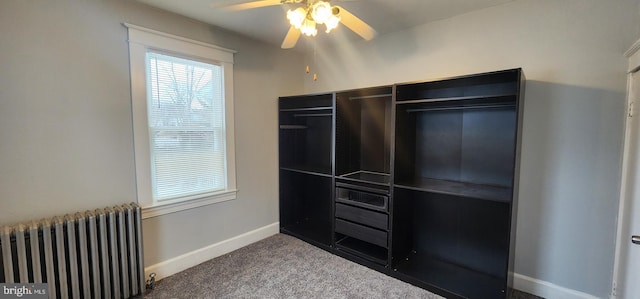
(313, 38), (318, 81)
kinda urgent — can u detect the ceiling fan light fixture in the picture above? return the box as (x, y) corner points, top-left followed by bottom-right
(311, 1), (332, 24)
(324, 14), (340, 33)
(287, 7), (306, 29)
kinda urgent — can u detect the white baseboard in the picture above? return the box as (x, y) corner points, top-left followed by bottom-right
(145, 222), (279, 281)
(514, 273), (600, 299)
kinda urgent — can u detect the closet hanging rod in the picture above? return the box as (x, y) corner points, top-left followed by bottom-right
(293, 113), (332, 117)
(280, 125), (308, 129)
(405, 103), (515, 113)
(396, 93), (515, 105)
(280, 106), (333, 112)
(348, 94), (393, 100)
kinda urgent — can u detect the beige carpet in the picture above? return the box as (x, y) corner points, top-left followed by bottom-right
(144, 234), (541, 299)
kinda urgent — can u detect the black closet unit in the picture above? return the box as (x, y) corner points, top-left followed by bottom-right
(392, 69), (524, 298)
(333, 86), (393, 268)
(278, 68), (524, 299)
(279, 93), (334, 248)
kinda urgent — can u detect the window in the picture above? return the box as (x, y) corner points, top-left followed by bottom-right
(126, 24), (237, 218)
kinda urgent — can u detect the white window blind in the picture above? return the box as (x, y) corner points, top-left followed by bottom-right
(146, 52), (226, 201)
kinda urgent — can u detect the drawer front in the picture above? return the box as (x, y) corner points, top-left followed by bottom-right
(335, 219), (388, 248)
(336, 187), (388, 211)
(335, 203), (388, 230)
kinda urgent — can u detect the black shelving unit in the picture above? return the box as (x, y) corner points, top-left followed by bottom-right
(392, 69), (524, 298)
(279, 93), (334, 247)
(333, 86), (393, 266)
(278, 69), (524, 299)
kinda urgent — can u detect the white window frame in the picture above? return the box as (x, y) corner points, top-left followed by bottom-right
(125, 23), (237, 219)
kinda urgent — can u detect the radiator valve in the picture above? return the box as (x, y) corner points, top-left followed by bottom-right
(146, 272), (157, 290)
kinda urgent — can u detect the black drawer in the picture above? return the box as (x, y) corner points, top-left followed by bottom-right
(335, 203), (388, 230)
(335, 186), (388, 211)
(335, 219), (387, 248)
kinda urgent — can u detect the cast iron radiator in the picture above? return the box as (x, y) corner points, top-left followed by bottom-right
(0, 203), (145, 299)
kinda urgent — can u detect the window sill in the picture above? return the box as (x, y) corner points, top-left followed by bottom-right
(141, 189), (237, 219)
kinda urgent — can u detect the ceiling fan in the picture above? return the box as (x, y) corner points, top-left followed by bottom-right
(219, 0), (377, 49)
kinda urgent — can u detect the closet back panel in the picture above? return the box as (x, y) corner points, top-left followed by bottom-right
(336, 93), (392, 176)
(460, 107), (516, 186)
(360, 99), (391, 173)
(414, 107), (516, 187)
(415, 110), (463, 181)
(397, 188), (511, 278)
(279, 170), (332, 245)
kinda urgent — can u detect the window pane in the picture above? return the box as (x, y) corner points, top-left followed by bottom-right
(146, 52), (226, 200)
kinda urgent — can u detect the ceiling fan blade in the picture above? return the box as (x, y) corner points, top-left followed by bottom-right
(281, 26), (301, 49)
(334, 6), (377, 41)
(216, 0), (282, 11)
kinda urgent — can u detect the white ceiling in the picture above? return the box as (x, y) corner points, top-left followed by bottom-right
(137, 0), (516, 48)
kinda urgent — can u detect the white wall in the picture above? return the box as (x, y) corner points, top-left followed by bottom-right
(0, 0), (304, 268)
(303, 0), (640, 297)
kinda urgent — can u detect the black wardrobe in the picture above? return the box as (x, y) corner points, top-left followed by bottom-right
(279, 69), (524, 299)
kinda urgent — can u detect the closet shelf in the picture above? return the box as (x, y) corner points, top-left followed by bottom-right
(394, 178), (512, 203)
(335, 235), (388, 265)
(393, 253), (506, 299)
(280, 165), (332, 177)
(338, 171), (390, 186)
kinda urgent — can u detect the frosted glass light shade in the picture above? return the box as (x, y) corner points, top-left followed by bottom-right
(301, 18), (318, 36)
(311, 1), (332, 24)
(287, 7), (306, 29)
(324, 14), (340, 33)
